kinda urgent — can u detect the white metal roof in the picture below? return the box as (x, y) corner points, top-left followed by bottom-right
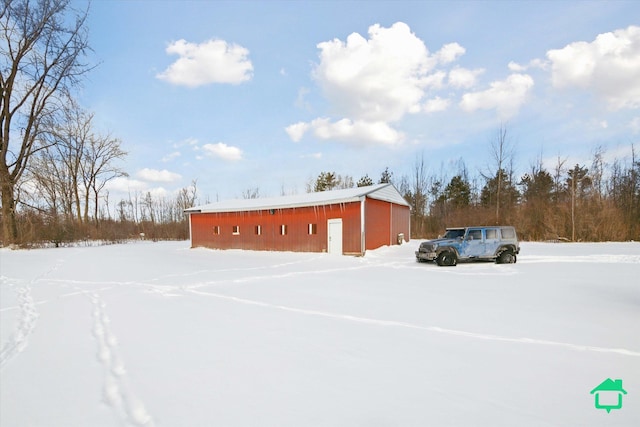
(185, 183), (409, 213)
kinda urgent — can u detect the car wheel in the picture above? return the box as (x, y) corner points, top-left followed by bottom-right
(437, 251), (457, 267)
(497, 250), (516, 264)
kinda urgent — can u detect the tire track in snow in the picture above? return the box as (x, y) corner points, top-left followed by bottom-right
(90, 293), (154, 427)
(187, 289), (640, 357)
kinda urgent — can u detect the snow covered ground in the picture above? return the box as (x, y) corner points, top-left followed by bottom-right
(1, 240), (639, 426)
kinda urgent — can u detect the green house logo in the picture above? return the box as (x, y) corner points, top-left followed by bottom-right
(590, 378), (627, 413)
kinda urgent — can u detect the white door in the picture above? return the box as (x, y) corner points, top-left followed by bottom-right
(327, 219), (343, 255)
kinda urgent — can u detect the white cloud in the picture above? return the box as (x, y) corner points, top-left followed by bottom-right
(288, 117), (405, 145)
(422, 71), (447, 91)
(285, 122), (310, 142)
(105, 176), (148, 192)
(313, 22), (436, 122)
(546, 25), (640, 110)
(294, 87), (312, 111)
(423, 96), (451, 113)
(288, 22), (470, 146)
(307, 117), (404, 146)
(435, 42), (466, 64)
(136, 168), (182, 183)
(448, 67), (484, 89)
(508, 59), (547, 72)
(157, 39), (253, 87)
(460, 73), (534, 119)
(507, 61), (526, 72)
(146, 187), (169, 199)
(161, 151), (181, 162)
(202, 142), (243, 161)
(300, 152), (322, 159)
(629, 117), (640, 134)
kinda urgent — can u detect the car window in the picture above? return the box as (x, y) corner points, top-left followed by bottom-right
(444, 229), (464, 239)
(467, 229), (482, 240)
(486, 229), (497, 239)
(501, 227), (515, 239)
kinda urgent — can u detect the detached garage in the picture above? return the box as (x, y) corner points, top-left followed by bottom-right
(185, 183), (410, 255)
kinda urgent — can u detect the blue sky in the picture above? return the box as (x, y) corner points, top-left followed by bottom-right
(76, 0), (640, 203)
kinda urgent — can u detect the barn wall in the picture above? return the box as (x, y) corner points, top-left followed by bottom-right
(391, 202), (411, 243)
(190, 202), (362, 254)
(364, 198), (411, 250)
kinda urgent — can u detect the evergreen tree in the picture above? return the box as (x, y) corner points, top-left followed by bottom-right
(314, 172), (338, 192)
(520, 169), (553, 204)
(379, 167), (393, 184)
(481, 169), (520, 221)
(519, 166), (554, 239)
(357, 174), (374, 187)
(444, 175), (471, 208)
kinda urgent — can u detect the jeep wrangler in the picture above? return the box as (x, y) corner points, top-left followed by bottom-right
(415, 226), (520, 266)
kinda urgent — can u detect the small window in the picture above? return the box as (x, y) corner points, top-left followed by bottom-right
(308, 223), (317, 235)
(232, 225), (240, 235)
(467, 229), (482, 240)
(255, 225), (262, 235)
(280, 224), (288, 235)
(486, 229), (497, 240)
(501, 227), (516, 239)
(213, 226), (220, 235)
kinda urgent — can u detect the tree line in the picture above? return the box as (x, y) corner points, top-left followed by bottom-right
(307, 138), (639, 241)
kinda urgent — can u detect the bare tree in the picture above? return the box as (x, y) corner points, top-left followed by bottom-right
(82, 132), (127, 226)
(406, 153), (429, 237)
(176, 180), (198, 212)
(28, 142), (68, 217)
(30, 102), (126, 229)
(567, 164), (591, 241)
(42, 100), (91, 225)
(484, 124), (515, 224)
(1, 0), (91, 244)
(242, 186), (260, 199)
(590, 145), (606, 204)
(552, 155), (567, 204)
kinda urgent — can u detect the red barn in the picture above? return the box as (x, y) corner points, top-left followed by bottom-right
(185, 183), (410, 255)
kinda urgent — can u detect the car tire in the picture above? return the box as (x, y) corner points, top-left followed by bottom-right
(437, 251), (457, 267)
(497, 250), (516, 264)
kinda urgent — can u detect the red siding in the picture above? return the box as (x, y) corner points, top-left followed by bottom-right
(364, 198), (410, 250)
(190, 202), (362, 254)
(391, 202), (411, 244)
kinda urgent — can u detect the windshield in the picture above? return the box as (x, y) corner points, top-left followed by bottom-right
(443, 229), (465, 239)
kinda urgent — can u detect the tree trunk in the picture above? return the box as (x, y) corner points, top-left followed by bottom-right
(0, 167), (18, 244)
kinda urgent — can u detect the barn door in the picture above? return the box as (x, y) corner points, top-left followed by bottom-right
(327, 218), (343, 255)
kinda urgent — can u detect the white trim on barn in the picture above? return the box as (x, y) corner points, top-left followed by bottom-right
(185, 183), (409, 214)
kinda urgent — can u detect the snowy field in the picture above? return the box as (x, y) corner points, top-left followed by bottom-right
(1, 240), (639, 427)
